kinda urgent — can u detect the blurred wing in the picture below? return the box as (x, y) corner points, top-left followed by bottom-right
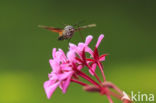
(38, 25), (63, 36)
(75, 24), (96, 31)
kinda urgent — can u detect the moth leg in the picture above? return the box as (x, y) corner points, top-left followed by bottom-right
(77, 28), (84, 41)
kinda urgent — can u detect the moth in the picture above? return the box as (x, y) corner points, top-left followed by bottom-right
(38, 24), (96, 40)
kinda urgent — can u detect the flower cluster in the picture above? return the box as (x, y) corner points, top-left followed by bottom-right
(43, 34), (132, 103)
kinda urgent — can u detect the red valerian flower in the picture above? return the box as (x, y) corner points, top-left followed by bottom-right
(43, 34), (132, 103)
(44, 48), (74, 99)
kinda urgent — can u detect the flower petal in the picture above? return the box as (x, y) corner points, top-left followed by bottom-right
(58, 48), (67, 62)
(53, 49), (67, 63)
(69, 43), (77, 51)
(52, 48), (56, 59)
(44, 80), (60, 99)
(96, 34), (104, 48)
(67, 50), (76, 62)
(78, 43), (85, 51)
(99, 55), (106, 61)
(85, 35), (93, 45)
(85, 46), (93, 57)
(58, 72), (73, 80)
(62, 74), (72, 93)
(77, 65), (83, 70)
(49, 59), (59, 72)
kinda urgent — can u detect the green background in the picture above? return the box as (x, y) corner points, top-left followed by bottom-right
(0, 0), (156, 103)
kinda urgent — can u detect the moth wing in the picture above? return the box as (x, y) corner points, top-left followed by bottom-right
(38, 25), (63, 35)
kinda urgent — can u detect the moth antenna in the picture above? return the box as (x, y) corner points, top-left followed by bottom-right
(38, 25), (48, 28)
(80, 24), (96, 29)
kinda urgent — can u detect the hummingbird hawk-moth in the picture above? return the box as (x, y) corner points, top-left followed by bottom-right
(38, 24), (96, 40)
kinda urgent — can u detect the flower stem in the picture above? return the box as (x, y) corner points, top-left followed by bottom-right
(85, 64), (102, 84)
(108, 90), (122, 100)
(97, 62), (106, 81)
(102, 82), (123, 96)
(71, 79), (88, 86)
(106, 94), (113, 103)
(77, 70), (101, 88)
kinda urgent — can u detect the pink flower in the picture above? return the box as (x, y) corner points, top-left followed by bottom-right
(44, 34), (107, 99)
(69, 35), (93, 57)
(44, 48), (74, 99)
(69, 34), (107, 77)
(87, 34), (107, 76)
(43, 34), (131, 103)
